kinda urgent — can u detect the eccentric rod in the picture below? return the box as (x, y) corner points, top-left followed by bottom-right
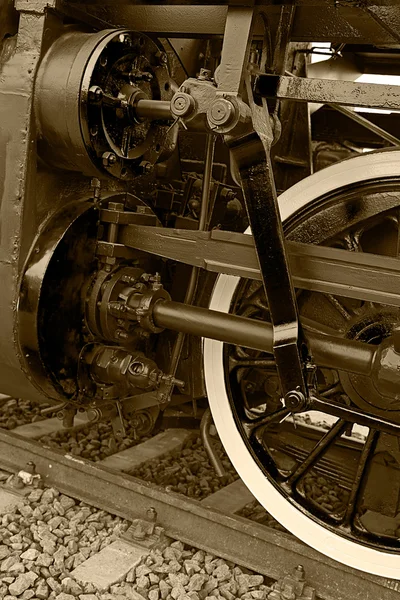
(152, 300), (375, 376)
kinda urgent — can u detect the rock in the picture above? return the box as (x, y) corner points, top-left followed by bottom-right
(48, 517), (63, 530)
(36, 580), (50, 599)
(213, 565), (230, 583)
(0, 546), (10, 560)
(202, 579), (218, 594)
(248, 576), (264, 588)
(184, 561), (201, 577)
(171, 584), (186, 599)
(188, 575), (208, 592)
(61, 576), (83, 595)
(137, 575), (150, 589)
(59, 496), (76, 511)
(79, 596), (99, 600)
(125, 592), (147, 600)
(20, 550), (40, 561)
(250, 591), (266, 599)
(149, 590), (159, 600)
(67, 541), (78, 555)
(18, 506), (33, 519)
(136, 565), (152, 578)
(1, 555), (19, 572)
(9, 572), (38, 596)
(168, 560), (182, 574)
(219, 585), (234, 600)
(36, 554), (53, 568)
(126, 568), (136, 583)
(159, 579), (171, 600)
(47, 577), (61, 593)
(191, 552), (205, 565)
(41, 540), (56, 555)
(21, 591), (35, 600)
(27, 489), (43, 503)
(8, 562), (26, 575)
(41, 489), (57, 505)
(169, 573), (189, 587)
(164, 548), (182, 562)
(55, 594), (76, 600)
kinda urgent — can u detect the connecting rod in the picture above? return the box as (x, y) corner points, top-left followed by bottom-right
(152, 300), (375, 376)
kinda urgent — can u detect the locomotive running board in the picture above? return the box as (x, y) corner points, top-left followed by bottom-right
(120, 225), (400, 308)
(1, 428), (400, 600)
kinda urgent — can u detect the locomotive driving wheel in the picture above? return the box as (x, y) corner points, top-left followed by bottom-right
(205, 149), (400, 577)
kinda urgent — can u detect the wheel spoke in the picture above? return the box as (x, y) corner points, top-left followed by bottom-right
(342, 428), (379, 527)
(243, 406), (290, 438)
(324, 294), (352, 321)
(286, 419), (348, 487)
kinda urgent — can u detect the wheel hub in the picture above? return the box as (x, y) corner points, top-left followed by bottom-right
(340, 307), (400, 415)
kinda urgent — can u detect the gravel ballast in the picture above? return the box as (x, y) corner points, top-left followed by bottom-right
(126, 436), (239, 500)
(39, 423), (148, 462)
(0, 476), (274, 600)
(0, 399), (49, 430)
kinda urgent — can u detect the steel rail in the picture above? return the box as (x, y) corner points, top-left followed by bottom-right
(119, 225), (400, 308)
(1, 428), (400, 600)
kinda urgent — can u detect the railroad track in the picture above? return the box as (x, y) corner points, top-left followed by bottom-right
(1, 412), (400, 600)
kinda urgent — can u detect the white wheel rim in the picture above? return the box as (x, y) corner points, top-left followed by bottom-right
(204, 149), (400, 577)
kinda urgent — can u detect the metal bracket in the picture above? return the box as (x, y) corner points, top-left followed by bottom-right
(267, 565), (316, 600)
(122, 508), (169, 551)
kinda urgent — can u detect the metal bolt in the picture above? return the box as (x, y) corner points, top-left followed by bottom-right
(284, 389), (307, 412)
(91, 177), (101, 202)
(171, 92), (195, 118)
(147, 507), (157, 521)
(208, 98), (235, 127)
(115, 329), (129, 340)
(102, 152), (117, 167)
(121, 274), (138, 285)
(118, 33), (132, 45)
(198, 68), (212, 81)
(88, 85), (103, 103)
(139, 161), (154, 174)
(293, 565), (305, 581)
(156, 51), (168, 65)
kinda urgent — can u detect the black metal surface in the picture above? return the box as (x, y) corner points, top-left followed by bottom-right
(1, 428), (400, 600)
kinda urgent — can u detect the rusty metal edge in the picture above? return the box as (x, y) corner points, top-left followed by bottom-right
(0, 428), (399, 600)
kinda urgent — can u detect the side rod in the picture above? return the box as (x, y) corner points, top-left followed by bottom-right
(119, 225), (400, 308)
(152, 300), (375, 376)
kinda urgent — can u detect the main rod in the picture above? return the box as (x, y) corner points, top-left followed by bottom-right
(152, 300), (375, 376)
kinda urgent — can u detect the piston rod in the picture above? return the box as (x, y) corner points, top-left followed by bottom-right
(134, 99), (173, 120)
(152, 300), (375, 376)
